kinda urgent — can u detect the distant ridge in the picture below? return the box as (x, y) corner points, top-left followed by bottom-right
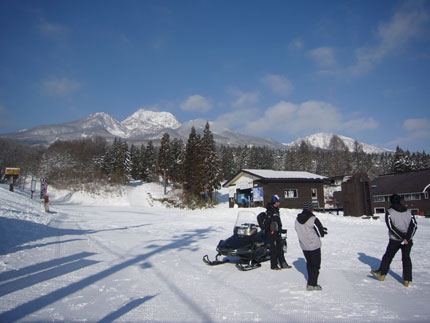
(0, 109), (284, 149)
(1, 110), (391, 153)
(283, 132), (393, 154)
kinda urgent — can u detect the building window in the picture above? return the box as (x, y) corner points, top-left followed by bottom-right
(311, 188), (318, 200)
(284, 189), (298, 199)
(374, 207), (385, 214)
(373, 196), (385, 203)
(403, 194), (421, 201)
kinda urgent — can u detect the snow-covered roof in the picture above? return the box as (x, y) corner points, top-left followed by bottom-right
(223, 169), (326, 187)
(243, 169), (326, 180)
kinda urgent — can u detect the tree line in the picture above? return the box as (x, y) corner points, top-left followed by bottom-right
(1, 131), (429, 204)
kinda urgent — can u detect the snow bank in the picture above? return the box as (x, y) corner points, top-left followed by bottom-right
(0, 185), (53, 225)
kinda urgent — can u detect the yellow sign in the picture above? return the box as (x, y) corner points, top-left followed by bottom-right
(5, 168), (20, 175)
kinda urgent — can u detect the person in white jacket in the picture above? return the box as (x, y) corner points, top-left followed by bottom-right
(371, 194), (418, 286)
(295, 201), (327, 291)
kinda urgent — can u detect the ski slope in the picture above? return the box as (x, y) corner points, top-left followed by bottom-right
(1, 183), (430, 322)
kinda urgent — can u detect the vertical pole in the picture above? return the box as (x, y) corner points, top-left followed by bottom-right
(163, 169), (167, 195)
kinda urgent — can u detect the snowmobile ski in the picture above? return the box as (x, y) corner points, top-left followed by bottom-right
(235, 260), (262, 271)
(202, 254), (229, 266)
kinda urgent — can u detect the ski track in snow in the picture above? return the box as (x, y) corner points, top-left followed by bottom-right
(1, 182), (430, 322)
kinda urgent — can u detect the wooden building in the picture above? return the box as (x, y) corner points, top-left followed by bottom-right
(223, 169), (326, 209)
(340, 173), (373, 217)
(370, 168), (430, 217)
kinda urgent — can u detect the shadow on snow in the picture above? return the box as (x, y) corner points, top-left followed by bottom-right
(0, 217), (149, 255)
(99, 295), (158, 323)
(0, 227), (216, 322)
(357, 252), (403, 283)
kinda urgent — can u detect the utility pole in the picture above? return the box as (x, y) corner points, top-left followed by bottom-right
(162, 168), (168, 195)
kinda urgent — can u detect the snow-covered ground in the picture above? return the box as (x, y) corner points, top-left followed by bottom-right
(1, 182), (430, 322)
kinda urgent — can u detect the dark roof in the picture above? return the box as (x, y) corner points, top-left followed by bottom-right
(370, 169), (430, 195)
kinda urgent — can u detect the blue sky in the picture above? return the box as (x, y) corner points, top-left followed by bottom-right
(1, 0), (429, 152)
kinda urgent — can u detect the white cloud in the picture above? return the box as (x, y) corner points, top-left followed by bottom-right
(243, 100), (342, 135)
(261, 74), (294, 97)
(41, 77), (81, 96)
(392, 118), (430, 149)
(214, 108), (260, 130)
(342, 117), (379, 133)
(229, 89), (260, 108)
(243, 101), (297, 134)
(352, 1), (430, 76)
(180, 95), (212, 113)
(308, 47), (337, 68)
(403, 118), (429, 132)
(242, 100), (378, 137)
(312, 1), (430, 77)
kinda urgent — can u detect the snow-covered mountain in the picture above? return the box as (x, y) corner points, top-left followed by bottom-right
(1, 110), (285, 149)
(1, 112), (129, 145)
(1, 111), (391, 153)
(283, 132), (393, 154)
(121, 109), (181, 137)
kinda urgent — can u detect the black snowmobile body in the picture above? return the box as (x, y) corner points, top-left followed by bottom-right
(203, 211), (287, 271)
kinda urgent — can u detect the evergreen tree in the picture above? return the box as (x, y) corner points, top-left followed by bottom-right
(272, 149), (286, 171)
(284, 149), (294, 171)
(183, 126), (203, 196)
(157, 133), (173, 176)
(111, 138), (131, 183)
(200, 122), (222, 200)
(170, 138), (185, 184)
(129, 144), (142, 180)
(220, 146), (235, 180)
(391, 146), (412, 173)
(297, 140), (312, 171)
(143, 141), (157, 182)
(236, 146), (251, 170)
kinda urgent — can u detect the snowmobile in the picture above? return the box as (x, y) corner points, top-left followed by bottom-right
(202, 210), (287, 271)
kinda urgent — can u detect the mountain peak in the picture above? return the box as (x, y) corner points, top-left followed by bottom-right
(121, 109), (181, 135)
(283, 132), (392, 154)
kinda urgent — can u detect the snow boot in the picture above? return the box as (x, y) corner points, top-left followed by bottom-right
(281, 262), (292, 269)
(271, 266), (281, 271)
(306, 285), (322, 291)
(370, 270), (385, 281)
(404, 281), (410, 287)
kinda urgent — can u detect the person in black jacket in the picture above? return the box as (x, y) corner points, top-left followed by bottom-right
(265, 195), (291, 270)
(371, 194), (418, 286)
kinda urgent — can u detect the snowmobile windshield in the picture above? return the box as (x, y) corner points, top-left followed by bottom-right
(234, 211), (259, 236)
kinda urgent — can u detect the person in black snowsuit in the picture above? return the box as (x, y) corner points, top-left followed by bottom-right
(295, 201), (327, 291)
(265, 195), (291, 270)
(371, 194), (418, 286)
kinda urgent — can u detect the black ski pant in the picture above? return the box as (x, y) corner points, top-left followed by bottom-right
(269, 233), (286, 269)
(303, 248), (321, 286)
(378, 239), (413, 281)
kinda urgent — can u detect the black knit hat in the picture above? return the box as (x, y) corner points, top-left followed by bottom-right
(390, 194), (401, 205)
(303, 201), (313, 211)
